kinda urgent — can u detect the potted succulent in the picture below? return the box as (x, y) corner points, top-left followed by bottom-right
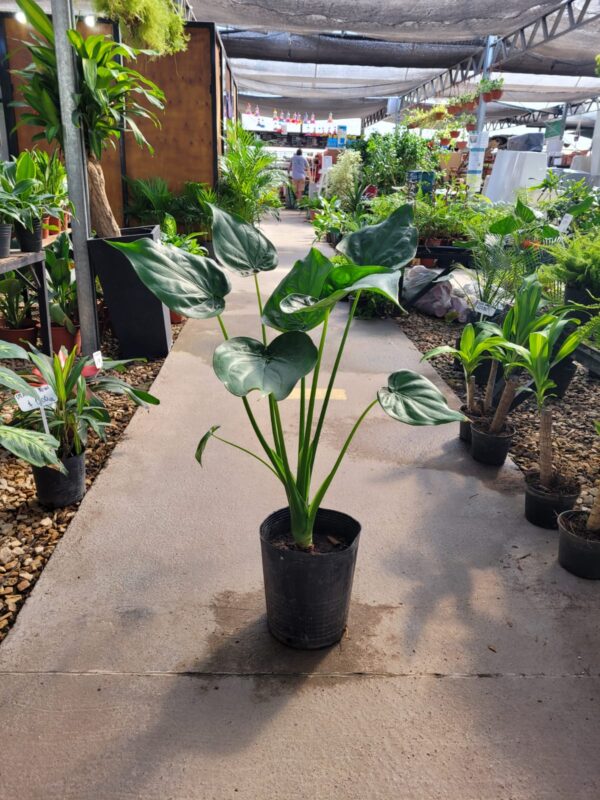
(0, 274), (37, 346)
(511, 320), (584, 528)
(110, 204), (465, 649)
(15, 0), (169, 359)
(422, 323), (502, 443)
(5, 342), (159, 508)
(558, 422), (600, 579)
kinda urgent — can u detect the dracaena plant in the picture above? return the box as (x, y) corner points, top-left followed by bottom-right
(4, 342), (159, 459)
(109, 204), (464, 549)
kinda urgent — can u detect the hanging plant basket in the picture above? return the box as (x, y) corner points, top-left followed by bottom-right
(490, 89), (503, 100)
(456, 141), (467, 150)
(466, 123), (476, 132)
(482, 92), (493, 102)
(433, 111), (445, 120)
(440, 137), (450, 146)
(447, 105), (459, 115)
(449, 130), (460, 138)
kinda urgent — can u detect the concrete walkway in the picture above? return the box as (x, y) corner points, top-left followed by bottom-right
(1, 212), (599, 800)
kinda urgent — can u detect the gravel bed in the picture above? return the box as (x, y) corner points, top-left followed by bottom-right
(0, 324), (183, 644)
(396, 311), (599, 510)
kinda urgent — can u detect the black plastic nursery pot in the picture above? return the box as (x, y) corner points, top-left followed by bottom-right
(470, 423), (514, 467)
(88, 225), (172, 359)
(32, 452), (86, 509)
(558, 510), (600, 580)
(260, 507), (361, 650)
(15, 219), (43, 253)
(525, 475), (579, 530)
(0, 223), (12, 257)
(458, 405), (480, 444)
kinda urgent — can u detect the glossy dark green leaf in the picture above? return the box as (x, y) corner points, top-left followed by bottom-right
(209, 204), (278, 276)
(336, 204), (417, 270)
(195, 425), (220, 466)
(281, 266), (401, 314)
(109, 238), (231, 318)
(378, 370), (466, 426)
(213, 332), (318, 400)
(0, 424), (63, 469)
(262, 248), (334, 331)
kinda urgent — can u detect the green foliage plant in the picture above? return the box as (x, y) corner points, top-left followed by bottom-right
(108, 204), (465, 549)
(94, 0), (189, 55)
(324, 150), (363, 205)
(45, 232), (78, 333)
(544, 232), (600, 297)
(0, 275), (35, 329)
(363, 130), (437, 193)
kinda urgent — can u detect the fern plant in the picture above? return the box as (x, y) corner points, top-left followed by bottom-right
(544, 232), (600, 296)
(94, 0), (188, 55)
(125, 177), (175, 225)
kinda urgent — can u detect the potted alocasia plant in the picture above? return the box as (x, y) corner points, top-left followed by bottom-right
(5, 343), (159, 508)
(557, 421), (600, 579)
(109, 204), (465, 649)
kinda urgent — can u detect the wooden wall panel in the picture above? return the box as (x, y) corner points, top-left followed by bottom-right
(3, 17), (123, 226)
(215, 40), (223, 157)
(124, 26), (216, 193)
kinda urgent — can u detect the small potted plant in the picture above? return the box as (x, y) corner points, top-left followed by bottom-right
(479, 76), (504, 102)
(0, 274), (37, 345)
(110, 204), (465, 649)
(31, 149), (69, 237)
(6, 343), (159, 507)
(557, 422), (600, 579)
(544, 231), (600, 315)
(422, 323), (503, 443)
(513, 319), (589, 528)
(0, 182), (31, 258)
(45, 232), (81, 352)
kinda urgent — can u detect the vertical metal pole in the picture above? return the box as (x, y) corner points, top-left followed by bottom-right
(590, 107), (600, 177)
(50, 0), (99, 354)
(467, 35), (497, 195)
(476, 35), (497, 135)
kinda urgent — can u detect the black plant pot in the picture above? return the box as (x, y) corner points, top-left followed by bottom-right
(16, 219), (43, 252)
(88, 226), (172, 359)
(525, 478), (579, 530)
(470, 424), (514, 467)
(32, 452), (85, 509)
(0, 223), (12, 257)
(260, 507), (361, 650)
(458, 405), (480, 444)
(558, 510), (600, 580)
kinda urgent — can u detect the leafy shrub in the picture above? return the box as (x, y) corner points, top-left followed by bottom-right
(94, 0), (188, 55)
(324, 150), (363, 204)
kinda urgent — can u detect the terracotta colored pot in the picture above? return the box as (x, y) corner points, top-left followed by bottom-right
(42, 215), (51, 240)
(447, 105), (459, 115)
(490, 89), (503, 100)
(47, 215), (61, 235)
(51, 324), (81, 354)
(482, 92), (493, 102)
(420, 257), (438, 268)
(450, 130), (460, 138)
(457, 141), (467, 150)
(440, 138), (450, 146)
(434, 112), (445, 120)
(169, 310), (186, 324)
(466, 124), (476, 132)
(62, 212), (71, 232)
(0, 321), (37, 345)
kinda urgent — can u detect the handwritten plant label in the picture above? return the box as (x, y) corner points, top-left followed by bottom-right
(474, 300), (497, 317)
(14, 384), (58, 412)
(92, 350), (103, 369)
(558, 214), (573, 233)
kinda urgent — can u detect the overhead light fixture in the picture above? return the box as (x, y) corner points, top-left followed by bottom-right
(15, 11), (27, 24)
(84, 15), (96, 27)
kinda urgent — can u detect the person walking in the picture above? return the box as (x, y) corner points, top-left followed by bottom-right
(289, 148), (309, 206)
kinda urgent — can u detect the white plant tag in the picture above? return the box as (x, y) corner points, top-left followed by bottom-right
(92, 350), (103, 369)
(14, 384), (58, 412)
(474, 300), (497, 317)
(558, 214), (573, 233)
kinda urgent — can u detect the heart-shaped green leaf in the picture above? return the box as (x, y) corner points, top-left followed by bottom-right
(336, 204), (417, 270)
(213, 332), (318, 400)
(0, 424), (63, 469)
(109, 238), (231, 319)
(210, 204), (278, 276)
(262, 248), (334, 331)
(378, 370), (466, 426)
(281, 264), (401, 314)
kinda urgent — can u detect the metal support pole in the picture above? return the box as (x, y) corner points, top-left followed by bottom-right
(476, 35), (497, 135)
(50, 0), (99, 354)
(466, 35), (497, 195)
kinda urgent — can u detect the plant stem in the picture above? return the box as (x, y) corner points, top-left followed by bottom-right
(298, 310), (329, 492)
(241, 397), (282, 478)
(298, 377), (306, 461)
(483, 360), (499, 413)
(538, 406), (553, 488)
(309, 399), (377, 518)
(213, 434), (279, 476)
(489, 375), (518, 434)
(309, 291), (360, 472)
(253, 273), (267, 345)
(587, 483), (600, 532)
(217, 315), (229, 340)
(466, 374), (476, 414)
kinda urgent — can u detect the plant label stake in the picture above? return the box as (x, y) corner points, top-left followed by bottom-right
(558, 214), (573, 233)
(475, 300), (497, 317)
(14, 384), (58, 434)
(92, 350), (103, 369)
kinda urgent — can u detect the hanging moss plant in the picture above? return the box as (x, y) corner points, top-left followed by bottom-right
(94, 0), (189, 55)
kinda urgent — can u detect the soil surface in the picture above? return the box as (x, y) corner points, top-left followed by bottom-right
(0, 323), (183, 643)
(396, 310), (600, 511)
(270, 529), (351, 554)
(561, 510), (600, 542)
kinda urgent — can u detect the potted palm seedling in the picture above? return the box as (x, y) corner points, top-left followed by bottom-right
(514, 318), (594, 528)
(110, 204), (465, 649)
(422, 322), (503, 443)
(5, 343), (159, 507)
(557, 422), (600, 579)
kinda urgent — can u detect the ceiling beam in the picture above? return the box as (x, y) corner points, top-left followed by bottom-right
(487, 98), (600, 129)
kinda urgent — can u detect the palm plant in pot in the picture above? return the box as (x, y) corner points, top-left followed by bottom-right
(0, 273), (37, 346)
(557, 421), (600, 579)
(510, 320), (585, 528)
(5, 343), (159, 508)
(108, 204), (465, 649)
